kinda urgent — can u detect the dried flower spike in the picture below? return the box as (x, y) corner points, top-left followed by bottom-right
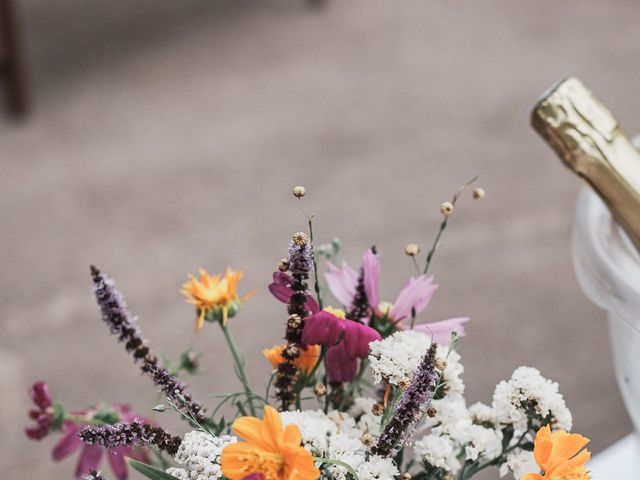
(404, 243), (420, 257)
(293, 185), (306, 198)
(473, 187), (486, 199)
(440, 201), (454, 216)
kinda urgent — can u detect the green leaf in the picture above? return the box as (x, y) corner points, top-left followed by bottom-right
(127, 458), (180, 480)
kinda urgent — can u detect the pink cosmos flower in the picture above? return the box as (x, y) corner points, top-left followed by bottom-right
(325, 248), (468, 344)
(26, 381), (55, 440)
(50, 404), (150, 480)
(302, 308), (381, 382)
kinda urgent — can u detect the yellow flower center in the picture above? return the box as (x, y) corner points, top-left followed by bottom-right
(243, 450), (284, 479)
(323, 306), (346, 319)
(378, 301), (394, 316)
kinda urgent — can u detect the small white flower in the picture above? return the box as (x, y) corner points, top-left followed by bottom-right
(499, 450), (538, 479)
(414, 433), (461, 474)
(368, 330), (431, 385)
(492, 366), (572, 432)
(436, 345), (465, 399)
(355, 455), (399, 479)
(468, 401), (497, 426)
(167, 431), (236, 480)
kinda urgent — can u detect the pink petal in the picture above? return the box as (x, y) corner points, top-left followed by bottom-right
(108, 448), (128, 480)
(268, 272), (293, 304)
(242, 474), (265, 480)
(390, 276), (438, 322)
(413, 317), (469, 345)
(362, 249), (380, 309)
(268, 272), (319, 314)
(324, 261), (359, 307)
(342, 321), (381, 359)
(51, 423), (82, 461)
(301, 311), (344, 346)
(75, 445), (103, 478)
(305, 296), (320, 315)
(29, 381), (52, 409)
(326, 343), (358, 382)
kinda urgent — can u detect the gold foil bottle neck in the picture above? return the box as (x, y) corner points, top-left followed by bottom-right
(531, 77), (640, 251)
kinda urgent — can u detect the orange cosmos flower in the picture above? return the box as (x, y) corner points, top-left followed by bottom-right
(521, 425), (591, 480)
(181, 268), (255, 330)
(220, 405), (320, 480)
(262, 344), (321, 375)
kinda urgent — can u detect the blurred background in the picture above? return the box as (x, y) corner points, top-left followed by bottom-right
(1, 1), (639, 478)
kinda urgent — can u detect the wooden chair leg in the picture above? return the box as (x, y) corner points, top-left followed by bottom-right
(0, 0), (28, 116)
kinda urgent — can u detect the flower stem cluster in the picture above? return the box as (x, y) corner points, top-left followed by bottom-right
(274, 234), (313, 410)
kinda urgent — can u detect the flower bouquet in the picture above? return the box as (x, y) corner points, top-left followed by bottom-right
(26, 183), (592, 480)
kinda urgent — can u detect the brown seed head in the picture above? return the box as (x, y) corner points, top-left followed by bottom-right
(293, 232), (308, 246)
(404, 243), (420, 257)
(371, 403), (385, 416)
(472, 187), (485, 200)
(293, 186), (306, 198)
(314, 384), (327, 397)
(278, 258), (290, 272)
(440, 201), (454, 216)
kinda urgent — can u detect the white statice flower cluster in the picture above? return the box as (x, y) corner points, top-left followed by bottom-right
(368, 330), (464, 401)
(414, 433), (461, 473)
(368, 330), (431, 385)
(499, 451), (538, 478)
(413, 352), (572, 479)
(165, 431), (237, 480)
(492, 366), (572, 432)
(281, 409), (397, 480)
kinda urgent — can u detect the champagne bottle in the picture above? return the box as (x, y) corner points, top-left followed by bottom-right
(531, 77), (640, 251)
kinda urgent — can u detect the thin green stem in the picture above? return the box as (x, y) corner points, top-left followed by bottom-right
(313, 456), (360, 480)
(220, 324), (256, 416)
(308, 217), (323, 310)
(64, 414), (106, 426)
(423, 176), (478, 275)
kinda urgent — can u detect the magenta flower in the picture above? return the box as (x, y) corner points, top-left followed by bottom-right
(302, 308), (381, 382)
(268, 272), (319, 314)
(51, 404), (150, 480)
(325, 248), (468, 343)
(26, 381), (55, 440)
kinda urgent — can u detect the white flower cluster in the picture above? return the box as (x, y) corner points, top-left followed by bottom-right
(499, 451), (538, 478)
(492, 366), (572, 432)
(368, 331), (463, 395)
(414, 360), (571, 479)
(166, 431), (237, 480)
(368, 330), (431, 385)
(281, 409), (397, 480)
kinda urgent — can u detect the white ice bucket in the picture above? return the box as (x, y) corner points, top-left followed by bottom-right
(573, 186), (640, 444)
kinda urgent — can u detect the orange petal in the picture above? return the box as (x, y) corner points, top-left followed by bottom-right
(283, 424), (302, 446)
(220, 443), (257, 480)
(231, 416), (272, 452)
(260, 405), (283, 452)
(552, 432), (590, 461)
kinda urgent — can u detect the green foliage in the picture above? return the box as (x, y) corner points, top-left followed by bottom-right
(127, 458), (180, 480)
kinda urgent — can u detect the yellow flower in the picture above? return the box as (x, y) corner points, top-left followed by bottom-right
(262, 344), (321, 374)
(221, 405), (320, 480)
(181, 268), (255, 330)
(522, 425), (591, 480)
